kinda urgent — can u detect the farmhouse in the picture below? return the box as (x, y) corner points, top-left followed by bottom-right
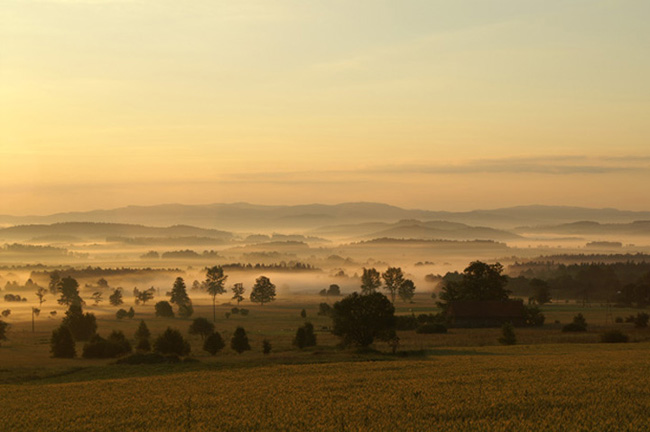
(446, 299), (526, 327)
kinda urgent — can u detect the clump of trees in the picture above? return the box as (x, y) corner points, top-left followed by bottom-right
(62, 304), (97, 341)
(154, 328), (190, 356)
(57, 276), (84, 306)
(250, 276), (276, 305)
(133, 287), (155, 305)
(319, 284), (341, 297)
(82, 331), (132, 359)
(360, 267), (416, 303)
(437, 261), (510, 310)
(562, 314), (587, 332)
(116, 307), (135, 320)
(189, 317), (214, 339)
(331, 292), (396, 347)
(51, 325), (76, 358)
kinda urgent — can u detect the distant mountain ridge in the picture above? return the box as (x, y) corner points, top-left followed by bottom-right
(1, 202), (649, 231)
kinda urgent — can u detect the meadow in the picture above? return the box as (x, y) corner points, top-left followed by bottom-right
(1, 293), (649, 431)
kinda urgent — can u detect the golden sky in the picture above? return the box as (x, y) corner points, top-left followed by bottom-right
(1, 0), (649, 214)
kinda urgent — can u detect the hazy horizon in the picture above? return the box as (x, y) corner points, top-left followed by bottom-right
(2, 1), (649, 214)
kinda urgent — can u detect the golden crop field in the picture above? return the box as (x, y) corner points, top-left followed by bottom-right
(1, 343), (649, 431)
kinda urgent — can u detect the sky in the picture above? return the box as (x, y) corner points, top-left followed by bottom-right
(1, 0), (649, 215)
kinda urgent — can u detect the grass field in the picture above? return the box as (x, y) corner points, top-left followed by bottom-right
(1, 294), (649, 431)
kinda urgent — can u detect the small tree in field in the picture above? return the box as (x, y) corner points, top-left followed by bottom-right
(133, 287), (155, 305)
(154, 328), (190, 356)
(250, 276), (276, 306)
(51, 325), (76, 358)
(498, 322), (516, 345)
(155, 301), (175, 318)
(331, 292), (395, 347)
(398, 279), (416, 303)
(293, 322), (316, 349)
(231, 326), (251, 354)
(109, 288), (124, 306)
(62, 304), (97, 341)
(231, 283), (245, 305)
(36, 286), (47, 308)
(203, 332), (225, 355)
(360, 268), (381, 294)
(204, 266), (227, 322)
(382, 267), (405, 303)
(135, 320), (151, 342)
(189, 317), (214, 339)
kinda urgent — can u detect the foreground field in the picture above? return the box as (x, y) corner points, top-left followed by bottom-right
(1, 343), (649, 431)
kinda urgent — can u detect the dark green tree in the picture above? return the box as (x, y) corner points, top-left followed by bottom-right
(438, 261), (510, 310)
(134, 287), (155, 305)
(203, 331), (225, 355)
(231, 326), (251, 354)
(153, 328), (190, 356)
(155, 301), (175, 318)
(51, 325), (76, 358)
(360, 268), (381, 294)
(331, 292), (396, 347)
(189, 317), (215, 339)
(62, 304), (97, 341)
(398, 279), (416, 303)
(250, 276), (276, 306)
(57, 276), (83, 306)
(204, 266), (227, 322)
(382, 267), (405, 303)
(109, 288), (124, 306)
(134, 320), (151, 341)
(169, 277), (190, 306)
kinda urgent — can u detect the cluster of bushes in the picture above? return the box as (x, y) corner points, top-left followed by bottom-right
(82, 331), (132, 358)
(293, 322), (316, 349)
(562, 314), (587, 332)
(116, 307), (135, 320)
(319, 284), (341, 297)
(600, 330), (629, 343)
(230, 307), (249, 316)
(395, 313), (447, 334)
(622, 312), (649, 328)
(3, 294), (26, 302)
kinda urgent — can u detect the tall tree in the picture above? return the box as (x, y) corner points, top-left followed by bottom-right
(204, 266), (227, 322)
(133, 287), (155, 305)
(398, 279), (416, 303)
(231, 283), (245, 305)
(250, 276), (276, 306)
(57, 276), (83, 306)
(360, 268), (381, 294)
(109, 288), (124, 306)
(381, 267), (405, 303)
(169, 277), (190, 306)
(48, 271), (61, 295)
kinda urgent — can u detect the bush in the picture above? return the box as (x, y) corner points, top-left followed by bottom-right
(203, 332), (225, 355)
(498, 322), (516, 345)
(293, 322), (317, 349)
(51, 325), (76, 358)
(300, 309), (307, 319)
(562, 314), (587, 332)
(1, 309), (10, 318)
(615, 317), (624, 323)
(155, 301), (175, 318)
(126, 307), (135, 319)
(136, 338), (151, 352)
(189, 317), (214, 339)
(225, 312), (231, 319)
(395, 315), (419, 331)
(153, 328), (190, 356)
(62, 304), (97, 341)
(0, 320), (9, 345)
(82, 331), (132, 359)
(416, 323), (447, 334)
(115, 353), (179, 365)
(523, 305), (545, 327)
(134, 320), (151, 341)
(633, 312), (649, 328)
(262, 339), (272, 354)
(231, 326), (251, 354)
(600, 330), (629, 343)
(178, 303), (194, 318)
(116, 309), (128, 320)
(317, 303), (333, 317)
(416, 313), (441, 324)
(239, 308), (249, 316)
(231, 307), (240, 315)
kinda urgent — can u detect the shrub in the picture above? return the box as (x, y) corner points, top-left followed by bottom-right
(231, 307), (240, 315)
(153, 328), (190, 356)
(563, 314), (587, 332)
(416, 313), (440, 324)
(126, 307), (135, 319)
(0, 320), (8, 345)
(395, 315), (419, 331)
(498, 322), (516, 345)
(178, 303), (194, 318)
(523, 305), (545, 327)
(317, 303), (333, 317)
(134, 320), (151, 341)
(1, 309), (10, 318)
(262, 339), (272, 354)
(154, 301), (175, 318)
(189, 317), (215, 339)
(600, 330), (629, 343)
(51, 325), (76, 358)
(62, 304), (97, 341)
(136, 338), (151, 352)
(416, 323), (447, 334)
(115, 353), (179, 365)
(203, 332), (225, 355)
(116, 309), (128, 320)
(231, 326), (251, 354)
(293, 322), (317, 349)
(633, 312), (649, 328)
(615, 317), (624, 323)
(300, 309), (307, 319)
(239, 308), (249, 316)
